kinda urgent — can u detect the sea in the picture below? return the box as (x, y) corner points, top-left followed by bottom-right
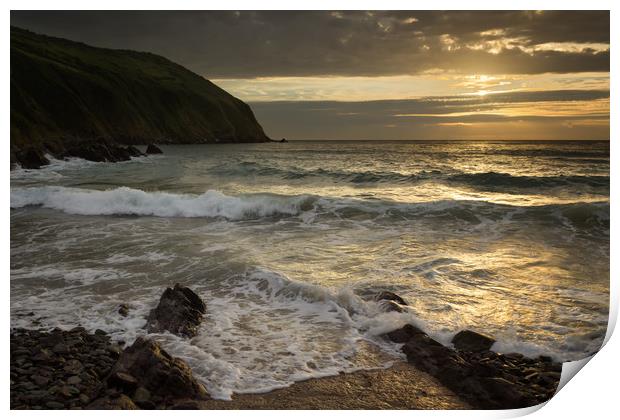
(10, 140), (610, 400)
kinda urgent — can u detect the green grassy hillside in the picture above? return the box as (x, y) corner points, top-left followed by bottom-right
(10, 26), (269, 162)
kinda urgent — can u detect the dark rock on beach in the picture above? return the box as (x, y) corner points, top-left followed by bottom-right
(118, 304), (129, 317)
(15, 148), (49, 169)
(451, 330), (496, 352)
(146, 144), (163, 154)
(87, 394), (139, 410)
(385, 324), (562, 409)
(107, 337), (207, 402)
(15, 149), (50, 169)
(63, 141), (141, 163)
(126, 145), (145, 157)
(145, 283), (206, 337)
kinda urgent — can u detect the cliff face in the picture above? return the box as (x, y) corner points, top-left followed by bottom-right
(10, 26), (269, 166)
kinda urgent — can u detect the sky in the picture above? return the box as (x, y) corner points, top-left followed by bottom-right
(11, 10), (610, 140)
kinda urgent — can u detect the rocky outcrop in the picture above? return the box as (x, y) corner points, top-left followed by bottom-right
(11, 26), (269, 169)
(118, 304), (129, 317)
(106, 337), (207, 407)
(144, 284), (206, 338)
(375, 291), (408, 313)
(14, 148), (49, 169)
(146, 144), (163, 154)
(385, 324), (562, 409)
(62, 141), (144, 163)
(125, 146), (145, 157)
(451, 330), (495, 352)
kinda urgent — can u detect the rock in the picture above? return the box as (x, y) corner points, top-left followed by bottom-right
(389, 321), (561, 409)
(125, 145), (145, 157)
(87, 394), (138, 410)
(64, 143), (121, 163)
(63, 359), (83, 375)
(58, 385), (80, 398)
(146, 144), (163, 154)
(144, 284), (206, 337)
(375, 291), (408, 306)
(67, 375), (82, 385)
(170, 400), (201, 409)
(95, 329), (107, 336)
(52, 343), (69, 354)
(451, 330), (496, 352)
(107, 344), (122, 357)
(118, 304), (129, 317)
(378, 300), (405, 313)
(108, 337), (207, 400)
(32, 348), (54, 362)
(133, 386), (151, 402)
(385, 324), (426, 343)
(31, 374), (50, 387)
(70, 326), (87, 334)
(108, 372), (139, 393)
(45, 401), (66, 409)
(15, 148), (50, 169)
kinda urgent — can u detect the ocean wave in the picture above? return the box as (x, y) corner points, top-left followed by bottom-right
(210, 161), (609, 190)
(210, 161), (431, 184)
(10, 186), (610, 233)
(225, 268), (579, 362)
(10, 186), (317, 220)
(447, 172), (609, 190)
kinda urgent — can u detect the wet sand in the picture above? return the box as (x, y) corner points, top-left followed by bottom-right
(196, 362), (470, 409)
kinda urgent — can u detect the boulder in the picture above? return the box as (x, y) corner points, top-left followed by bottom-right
(118, 304), (129, 317)
(125, 145), (145, 157)
(375, 291), (408, 312)
(65, 143), (124, 162)
(146, 144), (163, 154)
(87, 394), (138, 409)
(451, 330), (496, 352)
(108, 144), (132, 161)
(107, 337), (207, 401)
(145, 284), (206, 338)
(386, 322), (559, 409)
(15, 148), (49, 169)
(385, 324), (426, 343)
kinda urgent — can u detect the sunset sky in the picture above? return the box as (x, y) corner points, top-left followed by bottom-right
(11, 10), (610, 140)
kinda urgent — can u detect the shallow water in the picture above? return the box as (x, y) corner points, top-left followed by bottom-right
(10, 141), (610, 399)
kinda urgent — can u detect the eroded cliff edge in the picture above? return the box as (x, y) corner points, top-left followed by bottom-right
(11, 26), (269, 168)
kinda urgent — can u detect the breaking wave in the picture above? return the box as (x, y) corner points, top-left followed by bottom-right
(210, 161), (609, 190)
(10, 186), (317, 220)
(10, 186), (609, 235)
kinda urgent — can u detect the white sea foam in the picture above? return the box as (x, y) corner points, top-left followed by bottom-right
(105, 252), (174, 264)
(10, 186), (316, 220)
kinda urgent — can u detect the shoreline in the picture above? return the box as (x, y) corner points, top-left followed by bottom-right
(10, 286), (564, 410)
(196, 361), (469, 410)
(10, 327), (469, 410)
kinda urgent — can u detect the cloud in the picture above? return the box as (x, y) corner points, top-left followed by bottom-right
(11, 10), (610, 78)
(249, 89), (609, 140)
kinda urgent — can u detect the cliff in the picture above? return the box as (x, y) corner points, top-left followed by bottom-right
(10, 26), (269, 167)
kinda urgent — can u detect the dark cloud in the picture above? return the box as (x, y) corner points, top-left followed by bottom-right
(249, 89), (609, 140)
(10, 10), (610, 78)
